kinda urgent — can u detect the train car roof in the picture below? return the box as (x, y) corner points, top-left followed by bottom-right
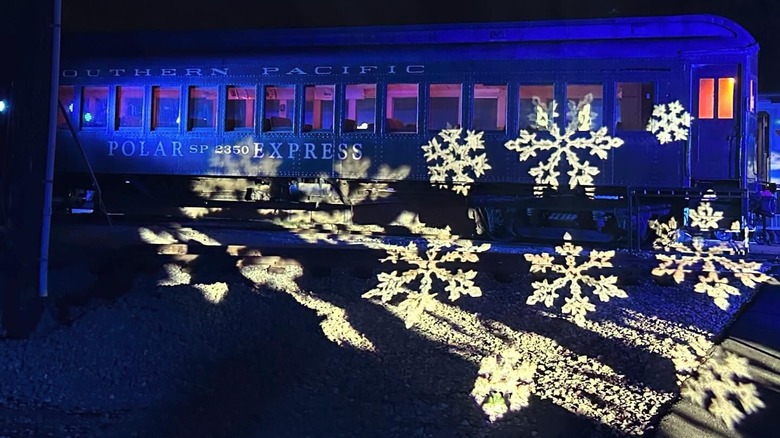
(62, 14), (757, 57)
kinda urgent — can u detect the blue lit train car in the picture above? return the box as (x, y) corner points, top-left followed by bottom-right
(55, 14), (761, 246)
(757, 94), (780, 185)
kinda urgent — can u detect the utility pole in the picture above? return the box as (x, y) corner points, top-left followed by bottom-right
(1, 0), (59, 338)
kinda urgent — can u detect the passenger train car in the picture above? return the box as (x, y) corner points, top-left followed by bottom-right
(54, 14), (764, 248)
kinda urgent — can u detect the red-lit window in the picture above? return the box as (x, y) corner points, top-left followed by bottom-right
(428, 83), (462, 131)
(226, 86), (256, 131)
(263, 85), (295, 132)
(151, 86), (180, 129)
(698, 79), (715, 119)
(57, 86), (74, 128)
(304, 85), (335, 132)
(698, 77), (735, 120)
(718, 78), (734, 119)
(519, 84), (555, 131)
(81, 86), (108, 128)
(188, 86), (217, 129)
(343, 84), (376, 132)
(115, 86), (144, 128)
(473, 84), (507, 132)
(386, 84), (418, 133)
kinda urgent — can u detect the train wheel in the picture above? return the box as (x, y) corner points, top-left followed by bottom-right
(478, 207), (515, 241)
(713, 230), (732, 242)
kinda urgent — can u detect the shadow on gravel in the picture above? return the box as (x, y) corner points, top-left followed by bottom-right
(93, 251), (619, 438)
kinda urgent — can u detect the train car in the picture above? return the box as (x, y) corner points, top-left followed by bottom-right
(757, 94), (780, 185)
(54, 14), (762, 248)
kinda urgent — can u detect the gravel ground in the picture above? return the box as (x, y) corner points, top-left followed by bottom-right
(0, 234), (764, 438)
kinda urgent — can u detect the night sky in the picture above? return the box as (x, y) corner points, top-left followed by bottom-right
(60, 0), (780, 90)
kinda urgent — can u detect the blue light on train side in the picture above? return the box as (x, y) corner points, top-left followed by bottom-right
(0, 100), (7, 113)
(83, 112), (92, 122)
(68, 103), (73, 113)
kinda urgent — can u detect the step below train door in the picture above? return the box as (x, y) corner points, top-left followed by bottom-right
(691, 65), (739, 182)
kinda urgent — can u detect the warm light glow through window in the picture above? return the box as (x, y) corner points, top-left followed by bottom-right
(698, 78), (714, 119)
(717, 78), (735, 119)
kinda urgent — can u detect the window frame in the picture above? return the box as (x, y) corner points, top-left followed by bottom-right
(261, 83), (297, 134)
(80, 85), (110, 130)
(224, 84), (258, 133)
(114, 85), (146, 131)
(150, 85), (183, 132)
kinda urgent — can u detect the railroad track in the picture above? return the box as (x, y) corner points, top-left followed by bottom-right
(48, 215), (779, 289)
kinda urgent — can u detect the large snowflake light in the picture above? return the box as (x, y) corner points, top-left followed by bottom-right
(680, 347), (765, 430)
(362, 236), (490, 328)
(505, 111), (624, 190)
(650, 202), (780, 310)
(523, 232), (627, 326)
(646, 100), (693, 144)
(422, 128), (492, 195)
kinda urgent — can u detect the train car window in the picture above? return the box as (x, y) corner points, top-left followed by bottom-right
(473, 84), (507, 132)
(151, 86), (181, 129)
(750, 79), (756, 113)
(57, 86), (74, 128)
(303, 85), (335, 132)
(343, 83), (376, 132)
(698, 78), (715, 119)
(428, 84), (462, 131)
(519, 84), (555, 131)
(386, 83), (418, 133)
(757, 111), (769, 179)
(187, 86), (217, 129)
(566, 84), (603, 131)
(80, 86), (108, 128)
(225, 86), (256, 131)
(115, 86), (144, 129)
(717, 77), (735, 119)
(263, 85), (295, 132)
(616, 82), (654, 131)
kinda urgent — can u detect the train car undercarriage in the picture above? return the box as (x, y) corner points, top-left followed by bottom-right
(53, 173), (746, 251)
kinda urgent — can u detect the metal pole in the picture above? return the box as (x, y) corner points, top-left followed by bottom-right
(39, 0), (62, 298)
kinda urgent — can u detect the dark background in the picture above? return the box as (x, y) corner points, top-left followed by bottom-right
(60, 0), (780, 90)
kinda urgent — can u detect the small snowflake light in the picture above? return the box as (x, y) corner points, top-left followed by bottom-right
(505, 107), (624, 190)
(646, 100), (693, 144)
(362, 237), (490, 328)
(422, 128), (492, 196)
(528, 96), (559, 131)
(471, 348), (536, 422)
(566, 93), (598, 132)
(523, 232), (627, 326)
(650, 203), (780, 310)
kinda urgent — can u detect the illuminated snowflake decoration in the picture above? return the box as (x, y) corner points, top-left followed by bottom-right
(566, 93), (599, 132)
(505, 114), (624, 190)
(422, 128), (492, 195)
(523, 232), (627, 326)
(362, 237), (490, 328)
(646, 100), (693, 144)
(528, 96), (559, 131)
(681, 347), (765, 430)
(471, 348), (536, 422)
(650, 202), (780, 310)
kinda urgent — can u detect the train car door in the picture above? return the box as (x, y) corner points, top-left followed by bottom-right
(691, 65), (739, 181)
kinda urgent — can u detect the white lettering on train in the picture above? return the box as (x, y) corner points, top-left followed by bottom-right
(107, 140), (184, 157)
(62, 65), (424, 77)
(107, 140), (363, 160)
